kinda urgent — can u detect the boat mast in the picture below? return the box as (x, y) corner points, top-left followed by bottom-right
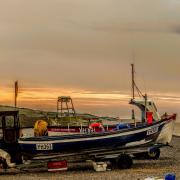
(131, 64), (136, 127)
(131, 64), (135, 99)
(131, 64), (147, 123)
(131, 64), (147, 124)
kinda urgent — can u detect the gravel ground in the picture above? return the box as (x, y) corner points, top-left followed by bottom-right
(1, 136), (180, 180)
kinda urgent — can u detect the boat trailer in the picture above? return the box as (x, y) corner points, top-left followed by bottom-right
(0, 110), (169, 173)
(0, 143), (168, 173)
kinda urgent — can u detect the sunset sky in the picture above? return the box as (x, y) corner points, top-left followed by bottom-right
(0, 0), (180, 119)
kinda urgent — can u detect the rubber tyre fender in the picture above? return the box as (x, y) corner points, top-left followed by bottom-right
(117, 154), (133, 169)
(146, 148), (160, 160)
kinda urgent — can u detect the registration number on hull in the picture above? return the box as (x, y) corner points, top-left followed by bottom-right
(147, 126), (159, 136)
(36, 143), (53, 150)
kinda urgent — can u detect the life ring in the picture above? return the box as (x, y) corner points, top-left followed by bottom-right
(89, 123), (104, 132)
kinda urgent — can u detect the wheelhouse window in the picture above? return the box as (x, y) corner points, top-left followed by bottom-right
(5, 116), (15, 128)
(0, 117), (2, 128)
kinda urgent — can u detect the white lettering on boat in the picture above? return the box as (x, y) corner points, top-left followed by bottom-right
(36, 143), (53, 150)
(147, 126), (158, 135)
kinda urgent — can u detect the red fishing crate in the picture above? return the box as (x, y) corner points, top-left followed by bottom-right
(47, 160), (68, 172)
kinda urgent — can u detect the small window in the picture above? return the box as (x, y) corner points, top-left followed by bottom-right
(5, 116), (14, 128)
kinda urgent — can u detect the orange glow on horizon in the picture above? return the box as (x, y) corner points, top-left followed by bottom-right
(0, 87), (131, 102)
(0, 87), (180, 116)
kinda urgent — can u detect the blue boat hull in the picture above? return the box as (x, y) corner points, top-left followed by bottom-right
(18, 120), (169, 155)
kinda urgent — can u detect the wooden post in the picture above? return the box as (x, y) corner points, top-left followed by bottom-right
(14, 81), (18, 108)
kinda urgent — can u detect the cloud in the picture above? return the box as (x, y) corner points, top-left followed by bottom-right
(0, 0), (180, 114)
(169, 25), (180, 34)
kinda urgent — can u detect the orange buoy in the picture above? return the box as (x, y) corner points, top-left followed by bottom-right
(34, 120), (48, 136)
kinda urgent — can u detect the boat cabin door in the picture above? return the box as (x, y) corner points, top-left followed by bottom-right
(0, 111), (20, 144)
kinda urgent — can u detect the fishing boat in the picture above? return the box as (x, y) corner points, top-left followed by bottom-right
(18, 64), (176, 158)
(19, 114), (176, 155)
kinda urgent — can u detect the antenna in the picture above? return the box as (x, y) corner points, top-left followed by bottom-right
(131, 64), (135, 99)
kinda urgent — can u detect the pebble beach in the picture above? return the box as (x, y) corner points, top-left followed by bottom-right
(1, 136), (179, 180)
